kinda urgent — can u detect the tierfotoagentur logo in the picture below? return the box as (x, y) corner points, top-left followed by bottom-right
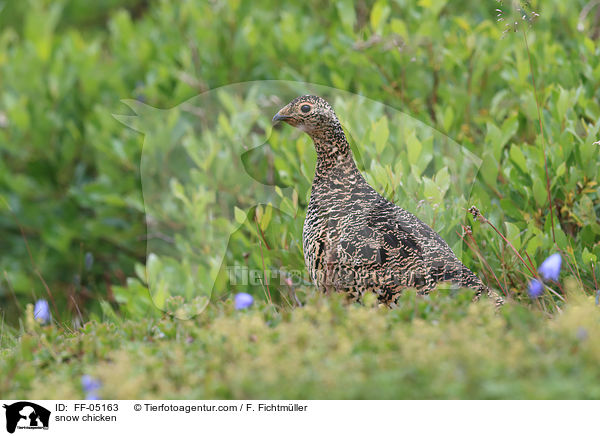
(2, 402), (50, 433)
(115, 81), (482, 318)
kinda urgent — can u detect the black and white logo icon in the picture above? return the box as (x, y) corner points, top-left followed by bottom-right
(3, 402), (50, 434)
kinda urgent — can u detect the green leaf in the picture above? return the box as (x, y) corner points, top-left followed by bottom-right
(423, 177), (441, 205)
(406, 131), (422, 166)
(370, 0), (390, 33)
(418, 0), (447, 15)
(434, 167), (450, 197)
(505, 221), (522, 250)
(485, 122), (502, 160)
(170, 178), (189, 207)
(509, 145), (527, 173)
(371, 116), (389, 154)
(260, 204), (273, 231)
(234, 207), (248, 225)
(526, 233), (542, 257)
(441, 105), (454, 132)
(336, 0), (356, 32)
(557, 86), (570, 121)
(582, 248), (597, 264)
(390, 18), (408, 38)
(554, 227), (568, 248)
(500, 116), (518, 148)
(521, 91), (539, 121)
(532, 177), (547, 207)
(479, 152), (498, 189)
(556, 162), (566, 178)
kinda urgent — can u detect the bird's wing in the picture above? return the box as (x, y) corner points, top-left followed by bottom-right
(336, 200), (427, 273)
(367, 208), (426, 265)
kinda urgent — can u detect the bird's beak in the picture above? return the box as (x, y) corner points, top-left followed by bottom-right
(272, 108), (293, 125)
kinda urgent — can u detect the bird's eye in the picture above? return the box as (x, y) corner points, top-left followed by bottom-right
(301, 104), (311, 113)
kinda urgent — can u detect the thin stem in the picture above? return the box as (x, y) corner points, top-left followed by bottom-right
(255, 223), (272, 305)
(458, 227), (507, 297)
(3, 271), (22, 311)
(523, 250), (538, 275)
(3, 201), (62, 324)
(481, 216), (537, 277)
(253, 210), (271, 250)
(544, 284), (566, 303)
(557, 246), (584, 291)
(522, 27), (556, 243)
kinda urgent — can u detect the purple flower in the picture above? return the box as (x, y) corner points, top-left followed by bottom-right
(81, 375), (102, 400)
(81, 375), (101, 391)
(234, 293), (253, 310)
(85, 252), (94, 270)
(34, 299), (51, 324)
(576, 327), (588, 341)
(538, 253), (561, 281)
(528, 279), (544, 298)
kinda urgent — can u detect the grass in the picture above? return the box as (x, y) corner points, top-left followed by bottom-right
(2, 286), (600, 399)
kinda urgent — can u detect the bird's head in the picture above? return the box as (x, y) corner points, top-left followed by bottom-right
(272, 95), (340, 138)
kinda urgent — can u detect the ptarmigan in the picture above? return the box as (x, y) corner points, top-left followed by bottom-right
(273, 95), (503, 307)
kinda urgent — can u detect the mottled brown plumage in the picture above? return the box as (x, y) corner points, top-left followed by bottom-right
(273, 95), (503, 307)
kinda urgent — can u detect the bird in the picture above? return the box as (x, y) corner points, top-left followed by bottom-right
(272, 95), (503, 307)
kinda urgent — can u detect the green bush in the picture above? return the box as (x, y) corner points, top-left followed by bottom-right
(1, 0), (598, 319)
(3, 291), (600, 399)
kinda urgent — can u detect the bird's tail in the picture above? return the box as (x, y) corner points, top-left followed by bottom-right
(459, 266), (504, 308)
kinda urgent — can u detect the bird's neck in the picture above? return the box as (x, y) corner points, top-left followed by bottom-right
(310, 123), (358, 179)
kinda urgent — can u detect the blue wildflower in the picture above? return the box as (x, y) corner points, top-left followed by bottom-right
(81, 375), (101, 391)
(81, 375), (102, 400)
(528, 279), (544, 298)
(84, 252), (94, 271)
(538, 253), (561, 281)
(33, 299), (51, 324)
(576, 327), (588, 341)
(234, 293), (253, 310)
